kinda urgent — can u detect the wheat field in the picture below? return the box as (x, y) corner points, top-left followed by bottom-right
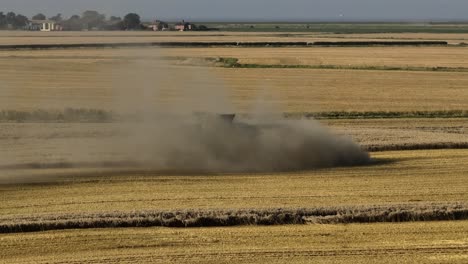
(2, 31), (468, 45)
(1, 47), (468, 112)
(1, 120), (467, 167)
(1, 222), (467, 263)
(1, 149), (467, 216)
(1, 31), (468, 263)
(161, 46), (468, 68)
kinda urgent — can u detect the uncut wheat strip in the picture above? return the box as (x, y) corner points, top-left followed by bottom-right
(1, 203), (467, 233)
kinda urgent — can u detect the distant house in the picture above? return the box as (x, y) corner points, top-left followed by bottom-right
(27, 20), (63, 31)
(148, 20), (169, 31)
(175, 20), (194, 31)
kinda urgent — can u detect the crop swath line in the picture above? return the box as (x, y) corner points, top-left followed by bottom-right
(1, 109), (468, 123)
(1, 203), (467, 234)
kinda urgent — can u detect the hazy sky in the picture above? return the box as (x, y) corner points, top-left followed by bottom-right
(1, 0), (467, 21)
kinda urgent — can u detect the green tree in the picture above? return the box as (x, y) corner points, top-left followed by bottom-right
(32, 13), (46, 20)
(6, 12), (16, 25)
(62, 14), (82, 31)
(0, 12), (6, 28)
(14, 14), (29, 28)
(123, 13), (141, 30)
(110, 16), (122, 22)
(105, 16), (123, 30)
(81, 10), (105, 30)
(3, 12), (29, 29)
(49, 13), (63, 22)
(197, 25), (209, 31)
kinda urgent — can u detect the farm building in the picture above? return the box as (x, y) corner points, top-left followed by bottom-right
(148, 20), (169, 31)
(27, 20), (63, 31)
(175, 20), (194, 31)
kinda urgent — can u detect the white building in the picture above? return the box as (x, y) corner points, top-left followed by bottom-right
(27, 20), (63, 31)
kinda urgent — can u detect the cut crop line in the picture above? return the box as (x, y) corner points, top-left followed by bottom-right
(0, 41), (448, 50)
(1, 203), (466, 234)
(212, 57), (468, 72)
(1, 109), (468, 123)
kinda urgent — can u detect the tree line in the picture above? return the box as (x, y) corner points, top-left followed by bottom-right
(58, 11), (145, 31)
(0, 12), (29, 29)
(0, 10), (143, 30)
(0, 10), (210, 31)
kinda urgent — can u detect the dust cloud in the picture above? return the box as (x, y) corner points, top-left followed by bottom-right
(0, 48), (370, 181)
(121, 116), (370, 172)
(105, 49), (370, 172)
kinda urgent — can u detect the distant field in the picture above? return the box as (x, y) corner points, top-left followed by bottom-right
(192, 47), (468, 68)
(1, 31), (468, 45)
(1, 31), (468, 263)
(1, 47), (468, 112)
(0, 31), (390, 45)
(5, 46), (468, 68)
(207, 22), (468, 34)
(1, 221), (468, 263)
(327, 118), (468, 150)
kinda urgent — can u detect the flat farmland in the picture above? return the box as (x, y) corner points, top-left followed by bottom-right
(0, 31), (400, 45)
(1, 222), (468, 264)
(314, 32), (468, 44)
(2, 31), (468, 45)
(160, 46), (468, 68)
(4, 46), (468, 68)
(1, 31), (468, 263)
(1, 120), (467, 167)
(1, 150), (467, 217)
(1, 47), (468, 112)
(326, 118), (468, 149)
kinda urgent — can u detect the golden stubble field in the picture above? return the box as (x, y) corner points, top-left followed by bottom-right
(1, 119), (467, 168)
(1, 46), (468, 112)
(1, 222), (468, 264)
(1, 149), (468, 263)
(1, 32), (468, 263)
(2, 31), (468, 45)
(1, 150), (467, 217)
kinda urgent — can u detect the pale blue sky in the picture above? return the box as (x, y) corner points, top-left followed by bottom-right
(1, 0), (467, 21)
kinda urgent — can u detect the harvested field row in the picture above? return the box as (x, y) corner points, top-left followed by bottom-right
(0, 40), (448, 50)
(1, 47), (468, 112)
(296, 110), (468, 119)
(0, 108), (114, 123)
(2, 221), (468, 264)
(217, 58), (468, 73)
(1, 120), (467, 167)
(172, 47), (468, 68)
(317, 32), (468, 41)
(313, 41), (447, 46)
(1, 109), (468, 151)
(1, 31), (466, 45)
(1, 150), (467, 217)
(1, 62), (468, 112)
(0, 42), (307, 50)
(1, 203), (467, 234)
(217, 23), (468, 34)
(365, 143), (468, 152)
(1, 109), (468, 123)
(327, 118), (468, 151)
(4, 46), (468, 69)
(167, 46), (468, 68)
